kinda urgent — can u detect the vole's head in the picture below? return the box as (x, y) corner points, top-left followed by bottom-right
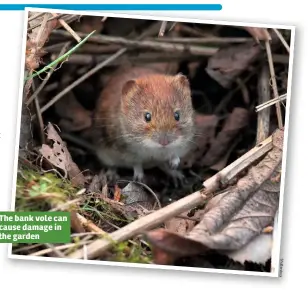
(120, 74), (195, 149)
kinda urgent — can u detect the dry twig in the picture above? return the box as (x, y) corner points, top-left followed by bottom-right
(272, 28), (290, 54)
(265, 41), (284, 128)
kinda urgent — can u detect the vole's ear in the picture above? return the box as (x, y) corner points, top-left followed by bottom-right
(173, 73), (190, 88)
(173, 73), (191, 97)
(122, 79), (139, 97)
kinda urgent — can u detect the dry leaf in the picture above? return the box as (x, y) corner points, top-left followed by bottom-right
(165, 211), (196, 235)
(201, 107), (250, 168)
(180, 114), (219, 169)
(72, 16), (104, 34)
(145, 128), (284, 265)
(224, 233), (273, 264)
(39, 123), (86, 187)
(55, 91), (92, 132)
(87, 171), (108, 194)
(26, 12), (58, 71)
(187, 129), (283, 251)
(206, 42), (262, 88)
(122, 182), (157, 211)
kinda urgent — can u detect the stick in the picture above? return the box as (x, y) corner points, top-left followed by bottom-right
(151, 36), (252, 44)
(256, 94), (287, 112)
(272, 28), (290, 54)
(52, 30), (218, 56)
(52, 13), (81, 43)
(265, 40), (284, 128)
(67, 134), (273, 260)
(256, 65), (271, 143)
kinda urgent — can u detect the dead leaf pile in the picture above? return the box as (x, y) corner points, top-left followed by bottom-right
(206, 41), (262, 88)
(39, 122), (86, 187)
(145, 128), (284, 266)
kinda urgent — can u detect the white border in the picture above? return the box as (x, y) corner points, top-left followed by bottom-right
(7, 6), (296, 279)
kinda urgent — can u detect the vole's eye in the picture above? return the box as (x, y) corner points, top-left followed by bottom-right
(174, 111), (180, 121)
(144, 112), (152, 122)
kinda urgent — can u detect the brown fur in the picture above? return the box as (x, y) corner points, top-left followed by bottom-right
(92, 66), (195, 181)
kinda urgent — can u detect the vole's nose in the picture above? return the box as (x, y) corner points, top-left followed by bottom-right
(158, 133), (172, 146)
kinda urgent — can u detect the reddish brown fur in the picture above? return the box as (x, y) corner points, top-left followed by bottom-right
(92, 66), (195, 173)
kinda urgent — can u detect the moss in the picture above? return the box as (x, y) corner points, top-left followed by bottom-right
(15, 163), (77, 212)
(13, 161), (154, 264)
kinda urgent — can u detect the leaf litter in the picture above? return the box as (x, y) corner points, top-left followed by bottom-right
(14, 11), (292, 272)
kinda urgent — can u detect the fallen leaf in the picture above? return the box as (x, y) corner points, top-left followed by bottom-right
(55, 91), (93, 132)
(72, 15), (104, 34)
(224, 232), (273, 265)
(180, 114), (219, 169)
(87, 170), (108, 195)
(201, 107), (250, 168)
(165, 210), (196, 235)
(122, 182), (158, 211)
(145, 128), (284, 265)
(206, 42), (262, 88)
(26, 12), (58, 71)
(39, 123), (86, 187)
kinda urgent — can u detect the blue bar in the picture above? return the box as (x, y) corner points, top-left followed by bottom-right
(0, 4), (222, 11)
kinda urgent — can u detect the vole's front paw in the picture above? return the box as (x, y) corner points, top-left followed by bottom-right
(168, 169), (187, 188)
(133, 165), (145, 183)
(159, 164), (187, 188)
(169, 156), (180, 169)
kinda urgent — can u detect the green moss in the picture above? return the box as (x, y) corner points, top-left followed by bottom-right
(15, 163), (77, 212)
(108, 240), (152, 264)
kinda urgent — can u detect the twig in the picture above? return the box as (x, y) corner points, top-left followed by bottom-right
(44, 243), (66, 258)
(28, 14), (80, 32)
(34, 13), (49, 44)
(67, 134), (274, 260)
(52, 29), (218, 56)
(265, 41), (284, 128)
(176, 23), (212, 37)
(29, 241), (91, 257)
(256, 65), (271, 143)
(159, 21), (168, 37)
(256, 94), (287, 112)
(272, 28), (290, 54)
(28, 14), (60, 32)
(77, 213), (107, 233)
(52, 13), (81, 42)
(151, 36), (252, 44)
(12, 243), (42, 254)
(28, 12), (46, 22)
(26, 42), (71, 106)
(54, 52), (201, 66)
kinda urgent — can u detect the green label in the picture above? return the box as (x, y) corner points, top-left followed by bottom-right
(0, 211), (71, 243)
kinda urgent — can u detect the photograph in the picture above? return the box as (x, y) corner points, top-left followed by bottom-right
(9, 7), (295, 277)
